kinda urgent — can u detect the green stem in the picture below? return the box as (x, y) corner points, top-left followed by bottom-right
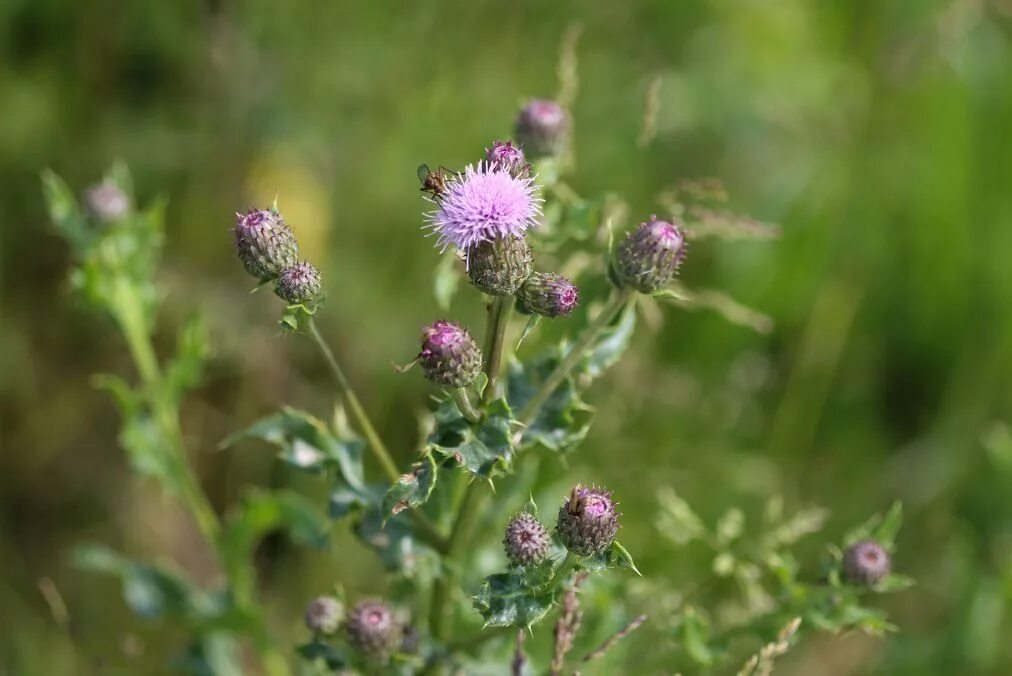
(517, 288), (634, 427)
(307, 318), (400, 483)
(481, 296), (513, 404)
(453, 388), (482, 423)
(307, 318), (447, 552)
(547, 552), (579, 590)
(430, 480), (486, 640)
(112, 284), (290, 674)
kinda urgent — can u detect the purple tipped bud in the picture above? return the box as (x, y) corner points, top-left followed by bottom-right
(466, 235), (533, 297)
(614, 216), (687, 293)
(304, 596), (343, 635)
(85, 181), (130, 222)
(485, 140), (529, 178)
(419, 320), (483, 388)
(556, 485), (620, 556)
(234, 208), (299, 281)
(503, 512), (551, 567)
(517, 272), (579, 318)
(843, 540), (891, 586)
(515, 99), (570, 158)
(275, 262), (323, 306)
(346, 600), (401, 662)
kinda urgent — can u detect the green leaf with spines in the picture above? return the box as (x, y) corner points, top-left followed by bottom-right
(580, 540), (641, 576)
(223, 407), (366, 491)
(507, 352), (593, 453)
(427, 396), (514, 478)
(473, 560), (557, 628)
(383, 453), (438, 518)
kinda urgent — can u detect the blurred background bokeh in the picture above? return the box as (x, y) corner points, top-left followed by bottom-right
(2, 0), (1012, 673)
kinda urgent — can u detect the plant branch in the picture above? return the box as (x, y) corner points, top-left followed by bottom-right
(517, 287), (635, 427)
(481, 296), (513, 404)
(307, 318), (400, 483)
(430, 479), (486, 640)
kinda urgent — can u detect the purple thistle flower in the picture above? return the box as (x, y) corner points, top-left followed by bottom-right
(423, 163), (541, 263)
(304, 596), (343, 634)
(556, 485), (621, 556)
(517, 272), (579, 318)
(503, 512), (551, 567)
(418, 320), (483, 388)
(85, 181), (130, 222)
(515, 99), (570, 157)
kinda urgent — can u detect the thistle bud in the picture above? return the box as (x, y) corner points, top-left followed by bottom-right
(843, 540), (891, 586)
(304, 596), (343, 635)
(419, 320), (483, 388)
(275, 262), (323, 306)
(614, 216), (686, 293)
(517, 272), (579, 318)
(85, 181), (130, 222)
(556, 485), (620, 556)
(346, 600), (401, 662)
(485, 140), (529, 178)
(466, 235), (533, 296)
(234, 208), (299, 281)
(503, 512), (551, 567)
(515, 99), (569, 158)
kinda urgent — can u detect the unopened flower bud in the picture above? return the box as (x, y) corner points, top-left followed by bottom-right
(485, 140), (528, 178)
(304, 596), (343, 635)
(517, 272), (579, 318)
(346, 600), (401, 661)
(515, 99), (569, 158)
(556, 485), (620, 556)
(614, 216), (686, 293)
(275, 262), (323, 306)
(85, 181), (130, 222)
(843, 540), (891, 586)
(503, 512), (551, 567)
(466, 235), (533, 296)
(234, 208), (299, 281)
(419, 320), (483, 388)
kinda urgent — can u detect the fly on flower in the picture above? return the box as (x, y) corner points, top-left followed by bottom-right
(417, 164), (451, 200)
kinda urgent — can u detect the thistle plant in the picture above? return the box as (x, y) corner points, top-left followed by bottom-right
(43, 81), (911, 674)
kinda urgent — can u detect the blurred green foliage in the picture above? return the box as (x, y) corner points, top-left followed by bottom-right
(2, 0), (1012, 674)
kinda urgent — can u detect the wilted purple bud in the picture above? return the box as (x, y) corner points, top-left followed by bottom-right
(419, 320), (483, 388)
(485, 140), (529, 178)
(85, 181), (130, 222)
(234, 208), (299, 281)
(517, 272), (579, 318)
(275, 262), (323, 306)
(304, 596), (343, 635)
(515, 99), (569, 158)
(556, 485), (620, 556)
(503, 512), (551, 567)
(843, 540), (891, 586)
(467, 235), (533, 296)
(346, 600), (401, 662)
(614, 216), (686, 293)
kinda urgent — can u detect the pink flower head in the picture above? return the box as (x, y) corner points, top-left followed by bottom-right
(424, 163), (541, 260)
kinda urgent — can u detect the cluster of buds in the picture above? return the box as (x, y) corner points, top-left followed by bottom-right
(843, 540), (891, 586)
(503, 511), (551, 566)
(233, 207), (324, 310)
(556, 485), (620, 556)
(418, 320), (483, 388)
(614, 216), (687, 293)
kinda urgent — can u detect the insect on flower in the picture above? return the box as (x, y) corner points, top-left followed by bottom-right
(417, 164), (452, 200)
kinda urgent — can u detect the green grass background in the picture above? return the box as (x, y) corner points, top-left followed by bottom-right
(2, 0), (1011, 673)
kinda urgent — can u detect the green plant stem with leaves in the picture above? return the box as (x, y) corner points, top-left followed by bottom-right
(111, 284), (291, 676)
(453, 388), (482, 423)
(307, 317), (448, 552)
(518, 287), (635, 427)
